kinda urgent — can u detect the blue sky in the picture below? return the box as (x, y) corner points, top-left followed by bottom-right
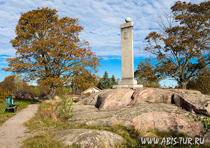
(0, 0), (205, 87)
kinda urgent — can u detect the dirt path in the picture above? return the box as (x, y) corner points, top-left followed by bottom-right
(0, 103), (40, 148)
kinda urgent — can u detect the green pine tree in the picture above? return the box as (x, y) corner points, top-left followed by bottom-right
(98, 71), (110, 89)
(98, 80), (104, 90)
(110, 75), (118, 88)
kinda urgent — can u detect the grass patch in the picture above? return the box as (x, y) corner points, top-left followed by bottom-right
(0, 99), (38, 126)
(23, 97), (78, 148)
(79, 122), (208, 148)
(22, 131), (80, 148)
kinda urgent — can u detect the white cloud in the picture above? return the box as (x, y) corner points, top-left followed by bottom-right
(0, 0), (206, 59)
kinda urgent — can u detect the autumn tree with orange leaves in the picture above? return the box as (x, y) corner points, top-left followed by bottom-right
(3, 7), (101, 99)
(187, 66), (210, 94)
(71, 69), (100, 92)
(134, 59), (161, 88)
(141, 1), (210, 89)
(0, 75), (36, 96)
(0, 75), (15, 94)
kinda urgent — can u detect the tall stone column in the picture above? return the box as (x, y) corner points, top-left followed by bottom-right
(113, 17), (143, 88)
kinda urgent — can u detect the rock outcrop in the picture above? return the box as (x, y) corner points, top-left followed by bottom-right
(56, 88), (210, 146)
(54, 129), (125, 148)
(12, 90), (35, 100)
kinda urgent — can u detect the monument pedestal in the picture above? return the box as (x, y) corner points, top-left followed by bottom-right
(113, 79), (143, 88)
(113, 85), (143, 88)
(113, 17), (143, 89)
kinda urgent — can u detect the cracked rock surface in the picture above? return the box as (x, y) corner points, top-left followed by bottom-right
(65, 88), (210, 145)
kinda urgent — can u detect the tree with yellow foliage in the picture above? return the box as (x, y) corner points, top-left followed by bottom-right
(0, 75), (15, 94)
(134, 59), (161, 88)
(143, 1), (210, 89)
(3, 7), (100, 99)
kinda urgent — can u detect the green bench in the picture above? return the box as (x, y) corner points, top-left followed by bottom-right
(3, 99), (19, 113)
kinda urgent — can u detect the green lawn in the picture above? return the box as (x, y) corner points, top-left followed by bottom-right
(0, 99), (39, 126)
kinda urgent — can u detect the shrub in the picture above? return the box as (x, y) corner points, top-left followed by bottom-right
(39, 85), (50, 97)
(187, 67), (210, 95)
(57, 95), (73, 119)
(0, 88), (10, 102)
(56, 86), (72, 98)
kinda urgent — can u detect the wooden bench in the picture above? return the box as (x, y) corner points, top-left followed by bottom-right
(3, 100), (19, 113)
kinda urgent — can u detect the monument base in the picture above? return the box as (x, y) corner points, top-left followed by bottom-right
(113, 79), (143, 88)
(118, 79), (138, 85)
(113, 84), (143, 88)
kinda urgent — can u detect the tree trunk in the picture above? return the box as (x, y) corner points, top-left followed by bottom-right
(49, 83), (57, 100)
(181, 81), (186, 89)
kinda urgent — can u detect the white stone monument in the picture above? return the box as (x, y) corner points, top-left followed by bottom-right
(113, 17), (143, 88)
